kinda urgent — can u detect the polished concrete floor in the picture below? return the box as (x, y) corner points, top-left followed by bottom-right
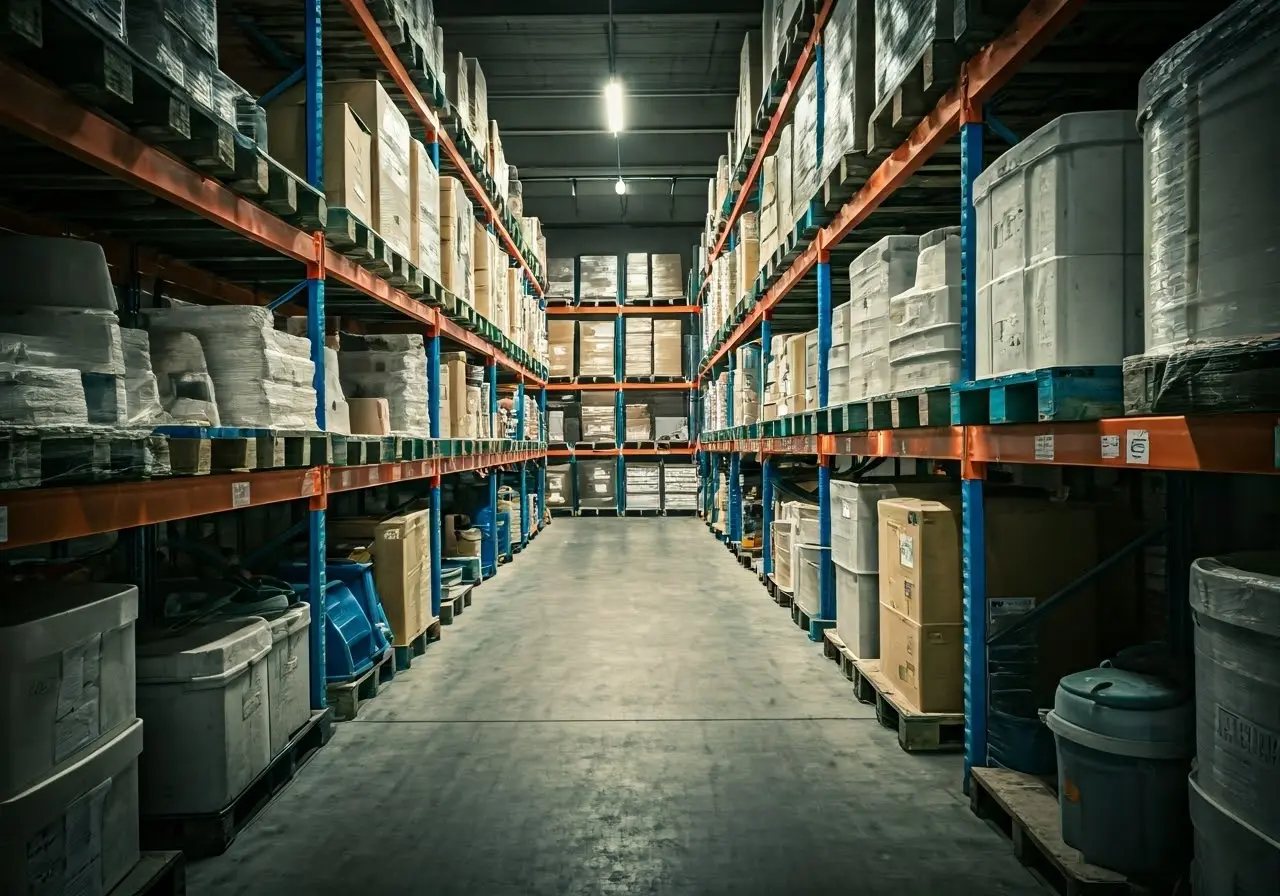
(190, 517), (1043, 896)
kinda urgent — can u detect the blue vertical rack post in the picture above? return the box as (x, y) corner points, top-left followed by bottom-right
(960, 96), (988, 785)
(727, 352), (741, 543)
(516, 380), (528, 546)
(303, 0), (326, 710)
(814, 250), (835, 638)
(427, 323), (442, 618)
(615, 308), (625, 513)
(761, 314), (773, 578)
(537, 387), (547, 526)
(487, 359), (499, 575)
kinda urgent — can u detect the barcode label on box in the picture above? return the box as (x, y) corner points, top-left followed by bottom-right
(1126, 430), (1150, 465)
(1034, 434), (1054, 461)
(231, 482), (251, 508)
(1100, 435), (1121, 459)
(898, 533), (915, 569)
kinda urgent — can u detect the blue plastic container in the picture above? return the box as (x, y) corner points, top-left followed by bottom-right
(281, 560), (390, 655)
(290, 580), (380, 682)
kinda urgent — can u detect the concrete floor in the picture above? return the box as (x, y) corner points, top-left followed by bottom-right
(190, 517), (1044, 896)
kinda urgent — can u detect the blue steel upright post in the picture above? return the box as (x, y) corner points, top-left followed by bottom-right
(537, 387), (547, 526)
(727, 352), (741, 544)
(487, 360), (499, 575)
(304, 0), (326, 710)
(615, 310), (625, 513)
(960, 90), (988, 785)
(815, 250), (835, 637)
(427, 323), (442, 618)
(517, 379), (528, 546)
(761, 315), (773, 578)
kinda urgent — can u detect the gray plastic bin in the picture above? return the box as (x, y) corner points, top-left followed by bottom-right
(1044, 667), (1194, 876)
(1189, 767), (1280, 896)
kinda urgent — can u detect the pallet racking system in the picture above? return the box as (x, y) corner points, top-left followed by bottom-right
(542, 267), (699, 515)
(0, 0), (551, 713)
(693, 0), (1278, 784)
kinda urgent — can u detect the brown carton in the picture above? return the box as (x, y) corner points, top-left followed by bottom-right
(348, 398), (391, 436)
(653, 319), (683, 377)
(548, 320), (576, 378)
(440, 177), (474, 300)
(266, 102), (372, 225)
(877, 497), (962, 625)
(328, 512), (431, 644)
(879, 603), (964, 713)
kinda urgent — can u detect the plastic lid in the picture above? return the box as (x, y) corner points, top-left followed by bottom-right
(136, 617), (272, 682)
(1189, 553), (1280, 639)
(1058, 667), (1186, 711)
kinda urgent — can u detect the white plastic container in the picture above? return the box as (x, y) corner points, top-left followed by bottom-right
(771, 520), (796, 592)
(0, 583), (138, 800)
(136, 618), (272, 815)
(974, 112), (1143, 377)
(223, 604), (312, 758)
(795, 543), (823, 614)
(0, 719), (143, 896)
(890, 228), (963, 390)
(829, 481), (900, 573)
(849, 236), (917, 400)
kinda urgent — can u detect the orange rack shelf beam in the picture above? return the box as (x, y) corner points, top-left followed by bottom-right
(0, 469), (322, 550)
(339, 0), (543, 295)
(545, 382), (695, 392)
(966, 416), (1280, 475)
(700, 0), (1086, 374)
(546, 305), (700, 316)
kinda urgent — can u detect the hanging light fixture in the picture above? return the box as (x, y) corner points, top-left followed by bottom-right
(614, 177), (627, 195)
(604, 78), (625, 134)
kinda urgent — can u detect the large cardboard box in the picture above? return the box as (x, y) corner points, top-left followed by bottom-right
(471, 220), (502, 320)
(877, 497), (962, 624)
(410, 139), (441, 282)
(348, 397), (391, 435)
(267, 102), (372, 225)
(440, 177), (474, 300)
(578, 320), (614, 377)
(548, 320), (575, 378)
(311, 81), (411, 257)
(625, 317), (653, 377)
(437, 360), (452, 438)
(328, 512), (431, 644)
(879, 602), (963, 713)
(653, 319), (683, 377)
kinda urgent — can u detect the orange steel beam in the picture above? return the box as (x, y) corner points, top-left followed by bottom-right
(327, 460), (433, 493)
(338, 0), (543, 296)
(824, 427), (964, 460)
(707, 0), (834, 271)
(967, 416), (1280, 474)
(0, 469), (321, 550)
(546, 305), (700, 316)
(545, 382), (694, 392)
(699, 0), (1087, 373)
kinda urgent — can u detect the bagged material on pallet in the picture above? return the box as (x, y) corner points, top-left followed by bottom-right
(122, 328), (166, 425)
(338, 334), (428, 434)
(146, 306), (316, 429)
(849, 236), (917, 401)
(0, 236), (117, 313)
(148, 331), (220, 426)
(874, 0), (952, 112)
(0, 365), (89, 426)
(0, 307), (127, 424)
(889, 226), (962, 390)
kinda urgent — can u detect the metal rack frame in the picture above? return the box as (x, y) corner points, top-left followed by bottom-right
(694, 0), (1279, 786)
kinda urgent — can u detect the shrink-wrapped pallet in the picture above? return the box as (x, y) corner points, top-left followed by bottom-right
(626, 253), (650, 300)
(580, 256), (619, 300)
(625, 318), (654, 378)
(148, 331), (219, 425)
(577, 321), (615, 377)
(547, 257), (575, 299)
(874, 0), (953, 113)
(889, 227), (962, 390)
(440, 176), (475, 300)
(339, 335), (429, 434)
(411, 139), (442, 284)
(0, 307), (127, 424)
(791, 66), (820, 226)
(849, 237), (917, 401)
(651, 254), (684, 298)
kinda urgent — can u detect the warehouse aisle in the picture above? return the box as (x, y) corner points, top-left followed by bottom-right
(189, 518), (1043, 896)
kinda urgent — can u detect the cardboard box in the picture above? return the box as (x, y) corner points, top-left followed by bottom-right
(879, 602), (963, 713)
(548, 320), (575, 378)
(578, 320), (614, 377)
(471, 219), (501, 320)
(465, 57), (488, 155)
(328, 512), (431, 644)
(267, 102), (372, 225)
(653, 319), (683, 377)
(625, 317), (653, 377)
(877, 497), (962, 624)
(348, 397), (391, 435)
(440, 176), (474, 300)
(410, 139), (441, 282)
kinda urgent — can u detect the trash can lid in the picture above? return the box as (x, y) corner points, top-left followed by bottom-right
(1058, 667), (1186, 710)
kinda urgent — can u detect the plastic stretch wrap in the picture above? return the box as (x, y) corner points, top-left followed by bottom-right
(465, 58), (488, 155)
(849, 236), (917, 401)
(777, 125), (794, 238)
(440, 177), (474, 300)
(579, 406), (615, 441)
(822, 0), (874, 178)
(0, 237), (117, 312)
(1139, 1), (1280, 355)
(69, 0), (125, 38)
(790, 66), (819, 225)
(125, 2), (185, 86)
(650, 254), (684, 298)
(626, 253), (650, 300)
(577, 321), (615, 377)
(1189, 552), (1280, 840)
(579, 256), (619, 300)
(339, 336), (427, 434)
(874, 0), (950, 112)
(627, 462), (661, 509)
(577, 459), (616, 507)
(323, 347), (351, 435)
(546, 464), (573, 507)
(146, 306), (316, 429)
(163, 0), (217, 59)
(147, 331), (219, 425)
(625, 404), (652, 441)
(0, 308), (127, 425)
(508, 177), (523, 219)
(0, 365), (89, 425)
(121, 328), (165, 425)
(173, 27), (215, 110)
(890, 227), (962, 390)
(414, 141), (442, 284)
(446, 52), (470, 134)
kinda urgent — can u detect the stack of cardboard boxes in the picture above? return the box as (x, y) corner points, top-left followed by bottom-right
(577, 321), (615, 378)
(625, 318), (653, 378)
(653, 320), (683, 378)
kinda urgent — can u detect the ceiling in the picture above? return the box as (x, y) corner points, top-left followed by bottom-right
(435, 1), (759, 230)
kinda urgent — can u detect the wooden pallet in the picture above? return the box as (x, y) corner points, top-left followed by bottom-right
(790, 596), (832, 641)
(969, 767), (1132, 896)
(868, 34), (959, 156)
(844, 385), (953, 431)
(951, 366), (1125, 425)
(158, 427), (332, 474)
(139, 709), (332, 858)
(0, 427), (169, 489)
(393, 619), (442, 671)
(627, 296), (685, 306)
(766, 575), (794, 608)
(577, 296), (619, 306)
(820, 627), (860, 681)
(108, 852), (185, 896)
(439, 584), (472, 624)
(574, 374), (616, 384)
(325, 649), (396, 722)
(851, 660), (964, 753)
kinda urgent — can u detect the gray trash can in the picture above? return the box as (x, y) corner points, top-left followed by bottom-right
(1044, 667), (1194, 876)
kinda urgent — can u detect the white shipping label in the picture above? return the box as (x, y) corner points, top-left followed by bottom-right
(231, 481), (251, 508)
(841, 500), (851, 519)
(1100, 435), (1121, 459)
(898, 532), (915, 569)
(1126, 429), (1150, 465)
(1034, 434), (1054, 461)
